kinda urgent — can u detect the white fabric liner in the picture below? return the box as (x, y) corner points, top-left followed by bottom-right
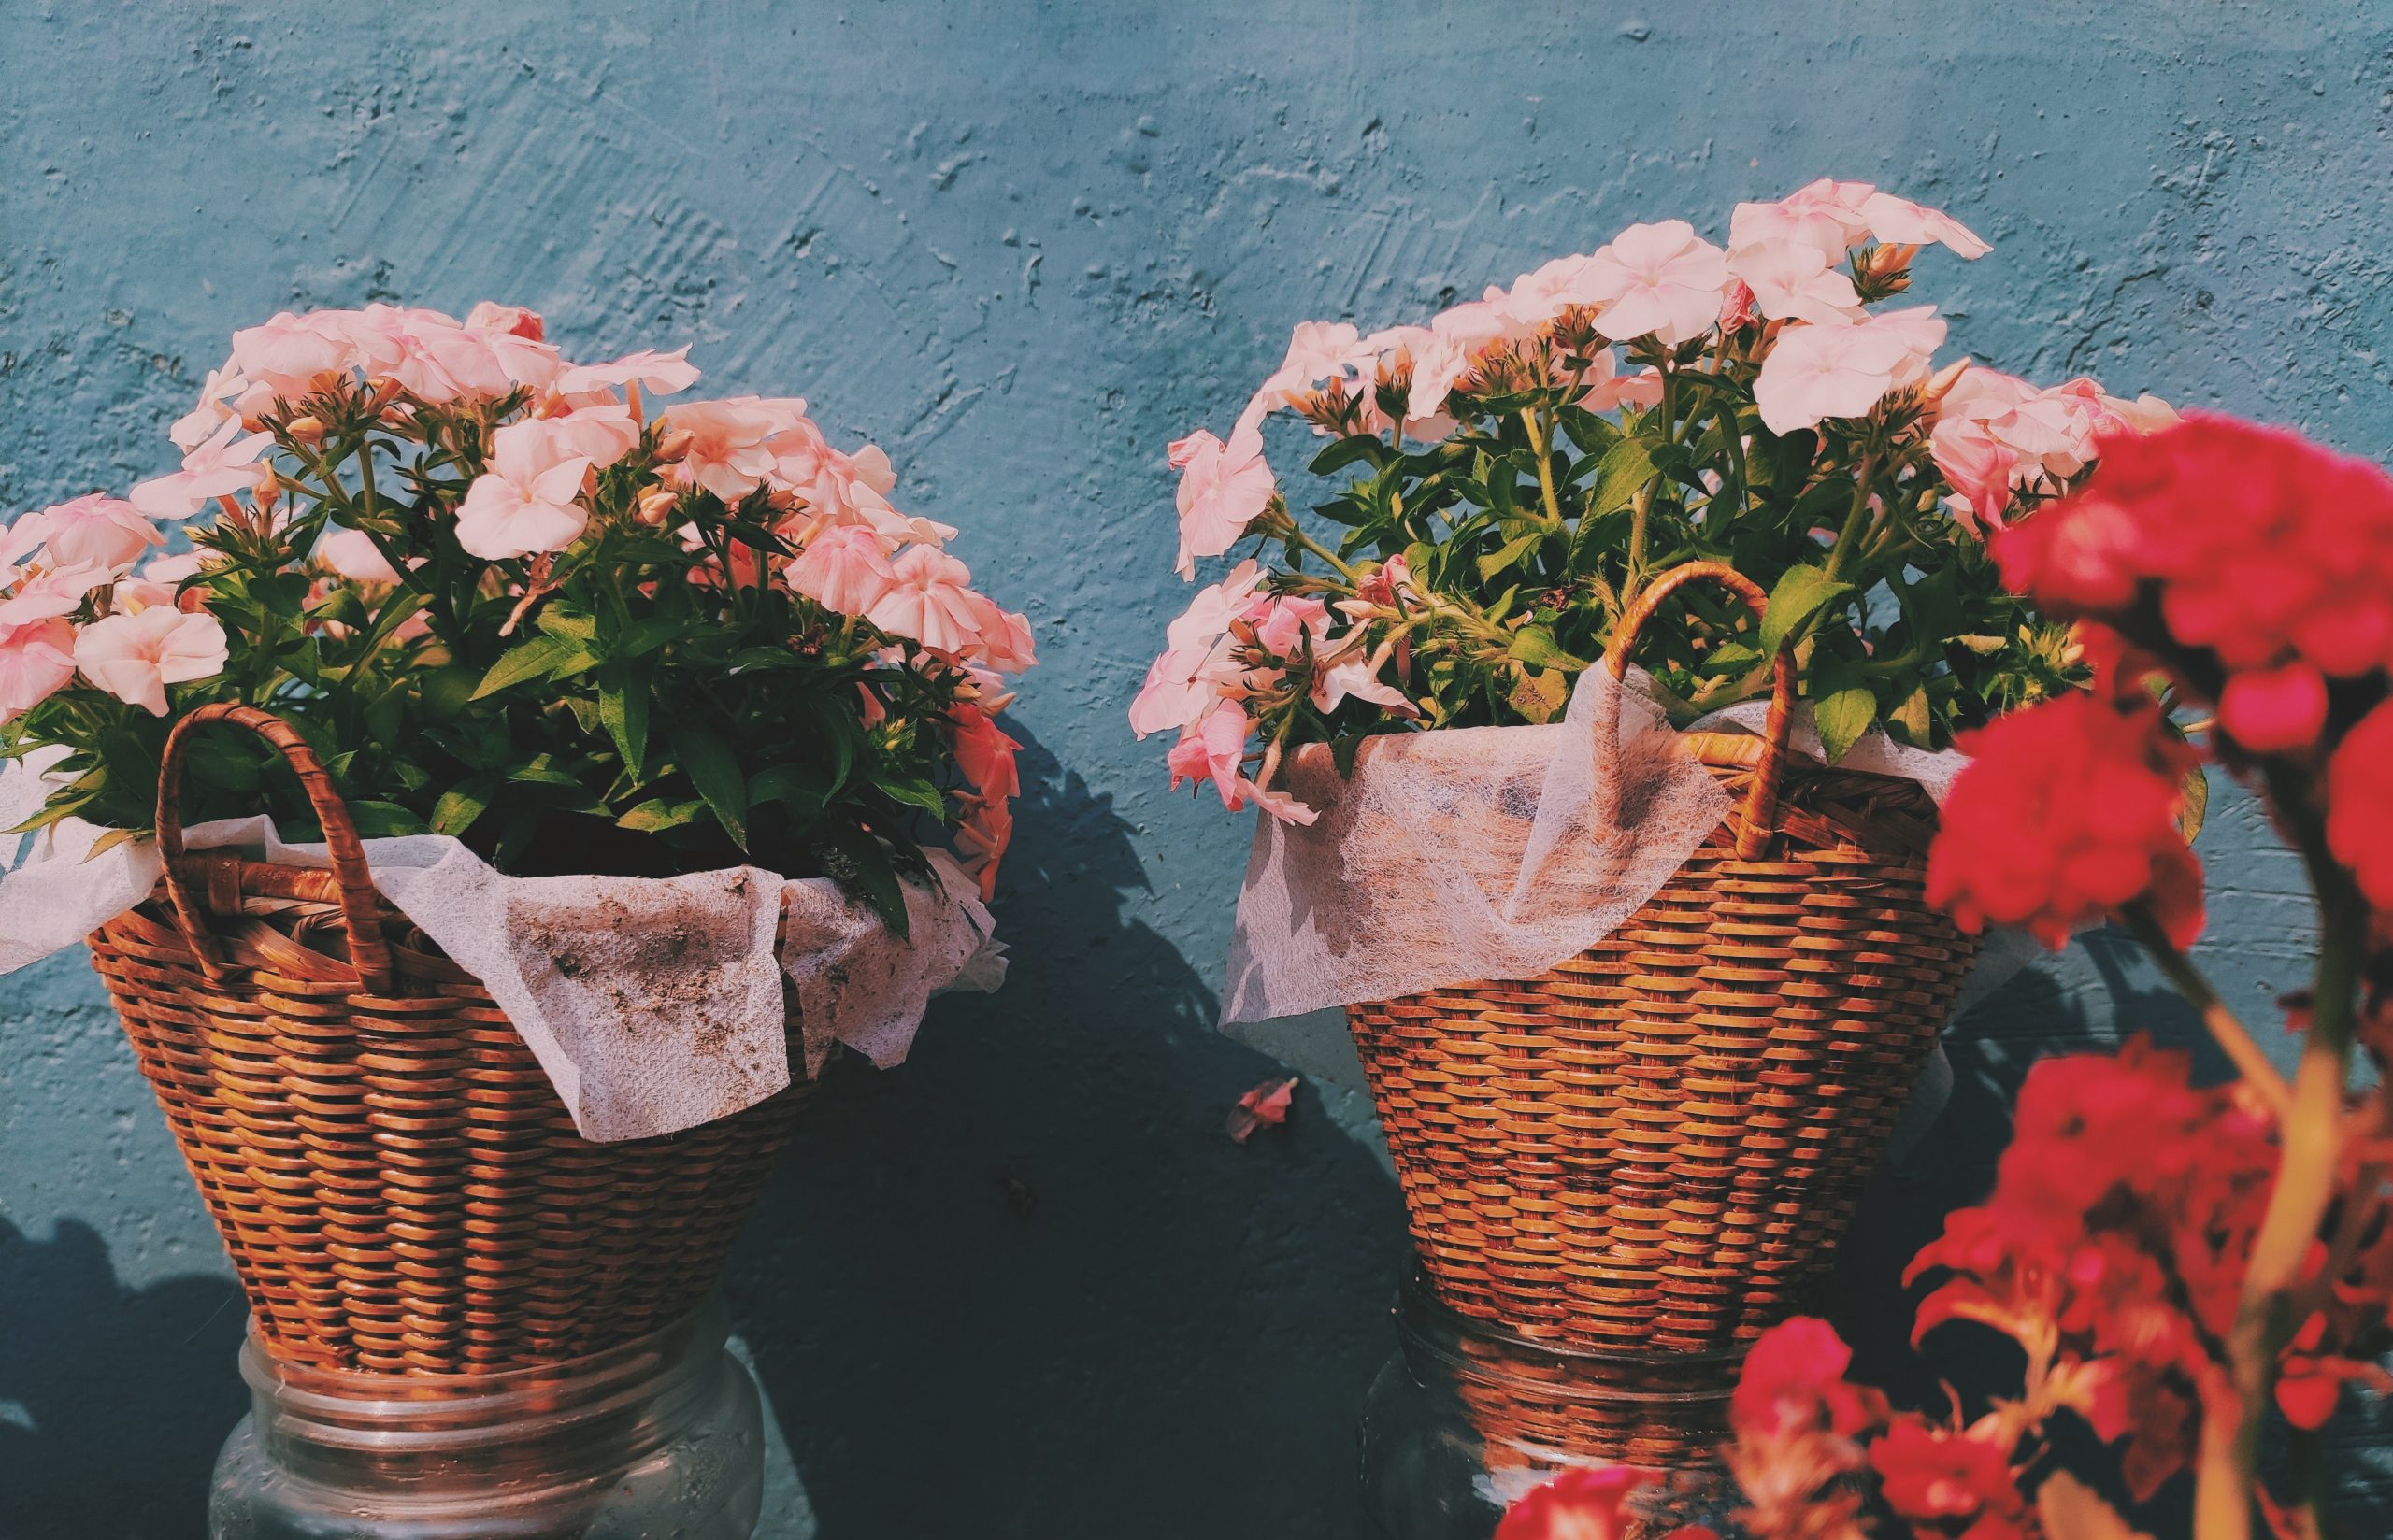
(0, 749), (1005, 1144)
(1222, 669), (2042, 1137)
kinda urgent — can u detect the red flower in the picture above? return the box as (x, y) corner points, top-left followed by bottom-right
(1996, 413), (2393, 687)
(2328, 700), (2393, 911)
(1927, 693), (2204, 948)
(1731, 1317), (1887, 1442)
(1867, 1416), (2031, 1540)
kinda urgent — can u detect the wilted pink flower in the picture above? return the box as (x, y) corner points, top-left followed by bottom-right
(453, 420), (593, 560)
(7, 495), (161, 572)
(131, 419), (274, 520)
(867, 545), (983, 655)
(1726, 237), (1864, 326)
(962, 594), (1037, 673)
(1752, 307), (1947, 435)
(74, 606), (229, 715)
(788, 523), (896, 616)
(1857, 191), (1992, 259)
(1169, 421), (1275, 578)
(1311, 643), (1412, 715)
(0, 618), (78, 720)
(171, 364), (252, 452)
(464, 301), (545, 340)
(951, 703), (1022, 800)
(554, 347), (702, 403)
(1575, 220), (1732, 346)
(316, 528), (403, 584)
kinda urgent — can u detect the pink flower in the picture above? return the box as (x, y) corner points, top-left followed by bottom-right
(1929, 415), (2016, 535)
(316, 528), (403, 584)
(389, 310), (560, 402)
(1251, 594), (1331, 655)
(848, 444), (897, 496)
(1246, 321), (1366, 419)
(453, 420), (593, 560)
(867, 545), (984, 655)
(0, 563), (114, 627)
(1576, 348), (1664, 414)
(1169, 421), (1276, 578)
(1857, 191), (1992, 259)
(228, 311), (356, 399)
(1311, 643), (1412, 715)
(540, 403), (642, 469)
(1575, 220), (1732, 346)
(1725, 237), (1863, 326)
(1130, 562), (1270, 737)
(131, 419), (274, 520)
(660, 396), (786, 503)
(7, 495), (161, 572)
(0, 618), (78, 720)
(787, 523), (896, 616)
(553, 347), (702, 402)
(73, 606), (229, 715)
(1728, 179), (1877, 265)
(1752, 307), (1947, 435)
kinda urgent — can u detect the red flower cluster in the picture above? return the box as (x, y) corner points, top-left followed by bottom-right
(1994, 413), (2393, 754)
(1927, 692), (2204, 948)
(1866, 1418), (2030, 1540)
(1494, 1465), (1717, 1540)
(1904, 1042), (2393, 1498)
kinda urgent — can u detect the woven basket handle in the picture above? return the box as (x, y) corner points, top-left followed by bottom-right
(156, 702), (394, 992)
(1600, 561), (1795, 860)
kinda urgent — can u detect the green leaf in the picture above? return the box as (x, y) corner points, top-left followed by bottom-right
(1477, 531), (1545, 584)
(617, 796), (709, 833)
(346, 800), (431, 837)
(1508, 625), (1592, 672)
(598, 663), (650, 777)
(1760, 564), (1854, 657)
(431, 773), (502, 837)
(1585, 440), (1655, 519)
(1886, 680), (1934, 746)
(1811, 661), (1879, 764)
(825, 823), (909, 939)
(469, 634), (580, 700)
(1506, 666), (1569, 724)
(1307, 435), (1388, 478)
(2179, 764), (2210, 844)
(871, 771), (949, 817)
(670, 722), (749, 850)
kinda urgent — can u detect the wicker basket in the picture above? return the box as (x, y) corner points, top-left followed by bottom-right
(86, 703), (812, 1376)
(1348, 563), (1976, 1386)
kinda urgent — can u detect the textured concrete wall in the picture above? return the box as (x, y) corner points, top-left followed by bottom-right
(2, 4), (2386, 1535)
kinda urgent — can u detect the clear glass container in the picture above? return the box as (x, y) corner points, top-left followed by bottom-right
(1359, 1275), (1743, 1539)
(208, 1297), (763, 1540)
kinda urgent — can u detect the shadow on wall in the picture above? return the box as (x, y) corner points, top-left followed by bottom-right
(724, 726), (1410, 1540)
(0, 1217), (248, 1538)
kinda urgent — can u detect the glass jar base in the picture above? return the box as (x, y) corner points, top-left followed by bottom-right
(1359, 1276), (1743, 1540)
(206, 1299), (764, 1540)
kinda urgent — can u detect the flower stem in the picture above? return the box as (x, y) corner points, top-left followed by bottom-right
(1524, 407), (1567, 531)
(2121, 904), (2291, 1119)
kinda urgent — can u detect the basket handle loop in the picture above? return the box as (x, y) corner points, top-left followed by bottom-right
(1600, 561), (1795, 860)
(156, 702), (394, 992)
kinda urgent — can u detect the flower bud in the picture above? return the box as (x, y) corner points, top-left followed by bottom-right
(284, 416), (326, 444)
(1920, 358), (1972, 412)
(635, 488), (679, 526)
(654, 430), (695, 462)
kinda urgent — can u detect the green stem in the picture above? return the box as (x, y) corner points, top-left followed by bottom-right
(1823, 452), (1879, 583)
(1524, 407), (1567, 531)
(1623, 484), (1655, 604)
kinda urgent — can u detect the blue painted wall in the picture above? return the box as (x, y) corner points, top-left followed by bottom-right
(1, 4), (2385, 1535)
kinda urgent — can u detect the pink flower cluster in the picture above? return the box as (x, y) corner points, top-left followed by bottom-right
(7, 303), (1038, 888)
(0, 496), (223, 720)
(1143, 179), (2153, 822)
